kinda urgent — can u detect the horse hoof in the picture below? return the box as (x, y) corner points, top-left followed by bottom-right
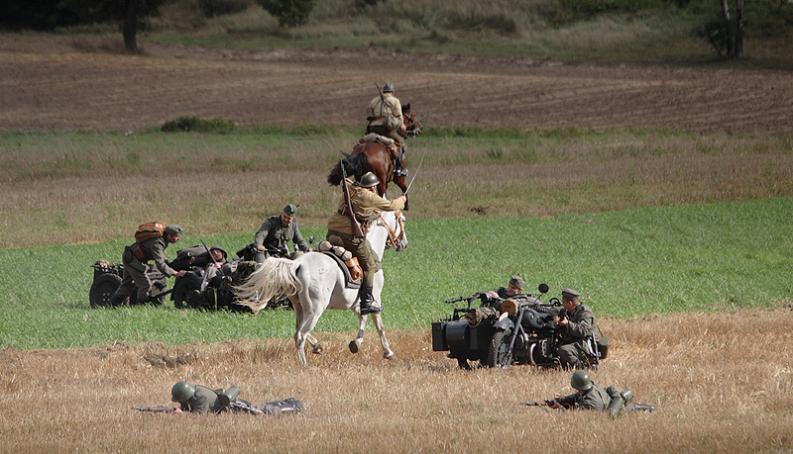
(312, 344), (323, 354)
(348, 341), (359, 354)
(384, 351), (395, 360)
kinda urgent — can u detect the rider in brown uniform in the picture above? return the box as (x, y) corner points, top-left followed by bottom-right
(326, 172), (406, 314)
(366, 83), (407, 177)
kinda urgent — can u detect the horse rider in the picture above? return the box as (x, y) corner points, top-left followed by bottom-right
(253, 203), (309, 263)
(326, 171), (406, 314)
(554, 288), (601, 369)
(110, 224), (186, 305)
(366, 82), (407, 177)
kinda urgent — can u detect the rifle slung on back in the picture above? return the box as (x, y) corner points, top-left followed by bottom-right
(340, 161), (364, 239)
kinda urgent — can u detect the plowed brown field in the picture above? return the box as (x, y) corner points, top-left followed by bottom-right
(2, 36), (792, 132)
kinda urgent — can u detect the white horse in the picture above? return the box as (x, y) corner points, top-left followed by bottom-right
(235, 211), (407, 366)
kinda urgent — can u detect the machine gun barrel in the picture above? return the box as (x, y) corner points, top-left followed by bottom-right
(445, 293), (483, 304)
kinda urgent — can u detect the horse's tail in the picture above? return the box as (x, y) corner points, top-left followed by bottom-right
(327, 149), (369, 186)
(234, 258), (302, 313)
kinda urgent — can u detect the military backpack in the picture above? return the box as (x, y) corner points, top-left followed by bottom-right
(134, 221), (166, 242)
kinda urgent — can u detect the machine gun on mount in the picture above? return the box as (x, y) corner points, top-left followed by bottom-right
(432, 284), (607, 370)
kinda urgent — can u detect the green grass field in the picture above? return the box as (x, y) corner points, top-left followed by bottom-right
(2, 197), (790, 349)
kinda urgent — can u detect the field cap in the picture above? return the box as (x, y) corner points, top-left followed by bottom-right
(508, 275), (525, 290)
(283, 204), (298, 215)
(561, 288), (580, 299)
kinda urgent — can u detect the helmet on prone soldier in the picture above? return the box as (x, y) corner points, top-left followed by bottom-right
(382, 83), (395, 93)
(358, 172), (380, 188)
(570, 370), (593, 392)
(171, 381), (196, 403)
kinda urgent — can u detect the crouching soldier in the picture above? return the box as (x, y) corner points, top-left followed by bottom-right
(554, 288), (601, 369)
(529, 371), (652, 417)
(169, 381), (304, 415)
(110, 224), (186, 305)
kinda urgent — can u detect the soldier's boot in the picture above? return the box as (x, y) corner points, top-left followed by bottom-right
(394, 147), (408, 177)
(358, 285), (381, 315)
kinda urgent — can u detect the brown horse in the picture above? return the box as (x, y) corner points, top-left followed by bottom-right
(328, 104), (422, 202)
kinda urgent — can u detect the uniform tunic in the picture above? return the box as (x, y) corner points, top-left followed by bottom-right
(113, 236), (176, 303)
(557, 303), (598, 369)
(180, 385), (222, 414)
(557, 384), (612, 411)
(254, 215), (308, 258)
(366, 93), (404, 146)
(326, 182), (405, 287)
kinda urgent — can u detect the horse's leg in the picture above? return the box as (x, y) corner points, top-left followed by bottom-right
(307, 333), (323, 354)
(292, 298), (309, 367)
(348, 313), (369, 354)
(371, 312), (395, 359)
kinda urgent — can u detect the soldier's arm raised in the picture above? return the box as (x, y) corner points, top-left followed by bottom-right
(362, 190), (406, 211)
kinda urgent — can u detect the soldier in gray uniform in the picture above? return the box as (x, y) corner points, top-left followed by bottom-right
(253, 203), (309, 263)
(554, 288), (599, 369)
(541, 371), (639, 417)
(170, 381), (304, 415)
(110, 224), (186, 305)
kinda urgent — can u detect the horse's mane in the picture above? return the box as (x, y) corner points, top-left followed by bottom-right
(327, 152), (368, 186)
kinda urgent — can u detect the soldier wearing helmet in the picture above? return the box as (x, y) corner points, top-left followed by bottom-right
(110, 224), (186, 305)
(326, 171), (406, 314)
(253, 203), (309, 263)
(553, 288), (600, 369)
(549, 370), (611, 411)
(169, 381), (304, 415)
(366, 82), (407, 177)
(543, 371), (637, 417)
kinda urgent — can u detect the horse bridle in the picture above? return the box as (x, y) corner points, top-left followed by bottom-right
(379, 210), (405, 250)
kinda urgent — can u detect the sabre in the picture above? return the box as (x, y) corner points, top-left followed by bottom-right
(403, 147), (426, 195)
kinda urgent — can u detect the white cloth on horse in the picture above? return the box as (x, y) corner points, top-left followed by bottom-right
(362, 133), (395, 146)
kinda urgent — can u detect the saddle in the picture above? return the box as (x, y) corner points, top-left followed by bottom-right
(317, 241), (362, 289)
(360, 133), (400, 159)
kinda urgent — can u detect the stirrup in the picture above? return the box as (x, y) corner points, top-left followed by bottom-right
(394, 167), (408, 177)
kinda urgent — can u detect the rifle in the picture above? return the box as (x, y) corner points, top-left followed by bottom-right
(340, 160), (364, 239)
(524, 399), (561, 409)
(134, 405), (177, 413)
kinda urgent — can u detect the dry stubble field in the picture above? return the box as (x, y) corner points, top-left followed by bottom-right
(3, 35), (793, 452)
(2, 311), (793, 453)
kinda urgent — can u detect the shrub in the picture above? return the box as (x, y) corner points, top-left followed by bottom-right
(161, 116), (236, 133)
(254, 0), (316, 27)
(198, 0), (250, 17)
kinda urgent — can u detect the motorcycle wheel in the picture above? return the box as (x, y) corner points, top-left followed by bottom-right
(89, 273), (123, 308)
(486, 331), (513, 368)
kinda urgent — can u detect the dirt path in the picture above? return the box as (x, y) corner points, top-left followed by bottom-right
(2, 34), (792, 132)
(1, 309), (792, 452)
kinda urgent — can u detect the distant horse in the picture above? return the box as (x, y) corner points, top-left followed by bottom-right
(327, 104), (422, 198)
(235, 211), (408, 366)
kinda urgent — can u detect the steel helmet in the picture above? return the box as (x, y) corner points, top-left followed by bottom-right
(171, 381), (196, 403)
(382, 83), (395, 93)
(165, 224), (183, 237)
(570, 370), (593, 391)
(357, 172), (380, 188)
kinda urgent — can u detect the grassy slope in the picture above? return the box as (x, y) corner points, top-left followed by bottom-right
(147, 0), (793, 68)
(2, 197), (790, 349)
